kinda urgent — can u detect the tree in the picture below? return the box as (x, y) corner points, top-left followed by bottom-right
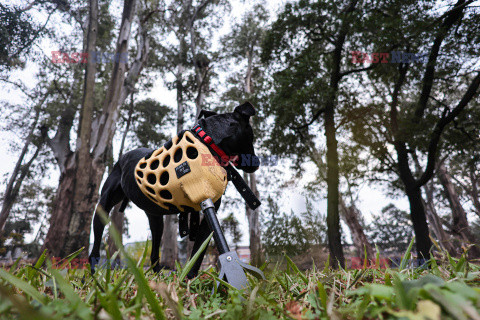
(262, 0), (379, 268)
(42, 0), (154, 258)
(262, 197), (326, 257)
(0, 2), (52, 74)
(349, 0), (480, 259)
(0, 93), (49, 235)
(437, 163), (480, 257)
(220, 213), (242, 248)
(152, 0), (229, 267)
(368, 204), (413, 254)
(221, 4), (268, 266)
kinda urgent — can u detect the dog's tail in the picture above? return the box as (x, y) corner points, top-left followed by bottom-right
(119, 197), (129, 212)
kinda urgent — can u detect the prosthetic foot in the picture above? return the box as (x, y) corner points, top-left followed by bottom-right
(200, 199), (265, 291)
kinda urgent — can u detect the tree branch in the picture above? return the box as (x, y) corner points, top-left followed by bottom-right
(414, 0), (469, 119)
(416, 71), (480, 187)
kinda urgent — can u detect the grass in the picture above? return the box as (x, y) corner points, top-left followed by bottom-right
(0, 234), (479, 319)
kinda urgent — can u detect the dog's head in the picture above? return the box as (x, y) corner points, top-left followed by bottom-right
(198, 102), (259, 173)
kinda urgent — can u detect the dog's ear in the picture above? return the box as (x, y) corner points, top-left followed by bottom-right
(234, 102), (256, 118)
(198, 109), (218, 119)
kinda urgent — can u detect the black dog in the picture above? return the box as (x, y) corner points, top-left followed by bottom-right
(89, 102), (259, 278)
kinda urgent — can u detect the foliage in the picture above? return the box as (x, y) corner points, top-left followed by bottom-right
(367, 204), (414, 254)
(0, 182), (55, 256)
(0, 239), (479, 319)
(130, 98), (172, 147)
(262, 197), (326, 257)
(220, 213), (242, 247)
(0, 3), (47, 71)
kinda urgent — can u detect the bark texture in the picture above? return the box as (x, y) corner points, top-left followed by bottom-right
(43, 0), (148, 258)
(437, 164), (480, 258)
(423, 181), (456, 255)
(339, 197), (374, 260)
(243, 45), (263, 266)
(244, 172), (263, 266)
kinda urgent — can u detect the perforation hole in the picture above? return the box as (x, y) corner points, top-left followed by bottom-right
(147, 173), (156, 185)
(146, 186), (155, 195)
(163, 155), (170, 167)
(150, 159), (159, 170)
(186, 135), (194, 143)
(136, 171), (144, 178)
(186, 147), (198, 159)
(140, 163), (147, 169)
(160, 190), (172, 200)
(174, 148), (183, 163)
(160, 171), (169, 185)
(137, 179), (142, 184)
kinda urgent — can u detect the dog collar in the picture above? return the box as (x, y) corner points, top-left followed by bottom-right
(192, 124), (229, 161)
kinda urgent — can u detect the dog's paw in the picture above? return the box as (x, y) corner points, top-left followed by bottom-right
(89, 256), (99, 275)
(186, 271), (198, 280)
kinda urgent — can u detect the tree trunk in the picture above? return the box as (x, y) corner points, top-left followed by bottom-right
(242, 47), (263, 266)
(43, 0), (141, 258)
(405, 185), (432, 260)
(43, 157), (76, 255)
(468, 164), (480, 218)
(0, 143), (43, 235)
(160, 216), (177, 268)
(0, 97), (47, 234)
(244, 172), (263, 266)
(324, 104), (345, 268)
(62, 0), (101, 257)
(422, 181), (456, 255)
(437, 164), (480, 258)
(339, 196), (374, 260)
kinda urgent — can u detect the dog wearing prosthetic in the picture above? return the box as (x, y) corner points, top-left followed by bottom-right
(89, 102), (259, 279)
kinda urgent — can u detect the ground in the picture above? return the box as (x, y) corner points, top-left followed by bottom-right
(0, 238), (479, 319)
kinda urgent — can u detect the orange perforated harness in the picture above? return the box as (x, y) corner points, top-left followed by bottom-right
(134, 130), (228, 212)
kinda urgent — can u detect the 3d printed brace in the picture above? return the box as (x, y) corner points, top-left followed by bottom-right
(134, 131), (228, 212)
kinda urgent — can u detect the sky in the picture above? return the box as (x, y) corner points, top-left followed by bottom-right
(0, 0), (411, 248)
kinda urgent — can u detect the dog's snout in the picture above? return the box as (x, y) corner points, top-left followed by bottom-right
(236, 153), (260, 173)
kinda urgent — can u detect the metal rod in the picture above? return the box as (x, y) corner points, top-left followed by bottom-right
(201, 199), (229, 254)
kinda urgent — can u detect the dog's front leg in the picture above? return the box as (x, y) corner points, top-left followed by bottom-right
(147, 213), (164, 273)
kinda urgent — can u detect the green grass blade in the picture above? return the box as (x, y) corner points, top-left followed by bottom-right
(400, 236), (415, 270)
(284, 254), (308, 284)
(0, 268), (48, 305)
(96, 208), (166, 320)
(179, 232), (213, 282)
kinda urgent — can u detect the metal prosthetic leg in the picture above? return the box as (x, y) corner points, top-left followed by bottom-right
(200, 199), (265, 291)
